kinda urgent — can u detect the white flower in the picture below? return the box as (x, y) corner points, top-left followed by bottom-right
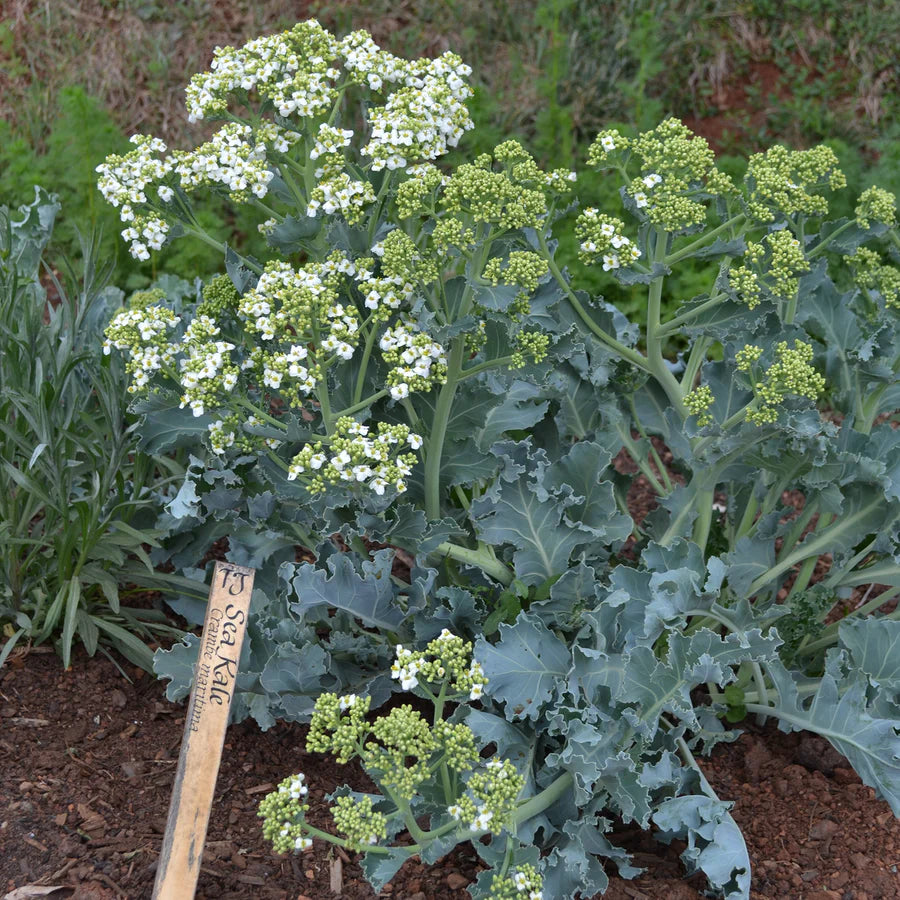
(448, 804), (463, 820)
(633, 191), (648, 208)
(294, 836), (313, 851)
(339, 694), (358, 711)
(600, 135), (616, 152)
(407, 433), (423, 450)
(469, 809), (493, 832)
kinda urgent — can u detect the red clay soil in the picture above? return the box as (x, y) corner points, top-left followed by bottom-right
(1, 647), (898, 900)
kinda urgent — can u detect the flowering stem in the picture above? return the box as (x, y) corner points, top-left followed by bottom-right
(535, 231), (652, 374)
(664, 214), (745, 266)
(459, 356), (514, 381)
(806, 218), (856, 259)
(335, 389), (389, 419)
(234, 397), (287, 430)
(646, 228), (687, 416)
(658, 292), (728, 336)
(433, 541), (514, 587)
(424, 338), (466, 520)
(353, 321), (381, 405)
(747, 499), (881, 596)
(510, 771), (572, 827)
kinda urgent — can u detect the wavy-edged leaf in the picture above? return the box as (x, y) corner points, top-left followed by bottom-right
(475, 613), (569, 720)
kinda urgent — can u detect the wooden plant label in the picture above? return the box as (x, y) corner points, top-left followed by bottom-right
(152, 561), (255, 900)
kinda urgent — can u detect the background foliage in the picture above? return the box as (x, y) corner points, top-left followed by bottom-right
(1, 0), (898, 298)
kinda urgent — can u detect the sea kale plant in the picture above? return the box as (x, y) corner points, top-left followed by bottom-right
(97, 20), (900, 898)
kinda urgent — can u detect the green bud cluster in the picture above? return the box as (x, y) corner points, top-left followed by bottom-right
(365, 705), (436, 799)
(331, 794), (388, 848)
(575, 208), (641, 269)
(431, 215), (476, 251)
(624, 118), (734, 232)
(486, 864), (544, 900)
(685, 384), (714, 426)
(128, 287), (166, 310)
(511, 331), (550, 368)
(739, 229), (809, 304)
(855, 186), (897, 229)
(484, 251), (549, 294)
(379, 228), (438, 284)
(744, 340), (825, 425)
(745, 144), (845, 223)
(433, 720), (479, 773)
(735, 344), (764, 372)
(586, 128), (627, 167)
(728, 265), (762, 309)
(307, 692), (372, 762)
(198, 274), (240, 318)
(287, 418), (421, 496)
(258, 773), (312, 855)
(442, 147), (548, 229)
(845, 247), (900, 308)
(395, 164), (445, 218)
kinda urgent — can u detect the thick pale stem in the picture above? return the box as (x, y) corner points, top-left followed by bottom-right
(424, 339), (465, 520)
(433, 541), (514, 586)
(646, 229), (687, 416)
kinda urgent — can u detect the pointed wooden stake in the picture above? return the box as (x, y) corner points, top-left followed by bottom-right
(152, 561), (255, 899)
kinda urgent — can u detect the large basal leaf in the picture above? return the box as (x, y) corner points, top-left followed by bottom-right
(839, 618), (900, 690)
(287, 551), (406, 632)
(475, 613), (570, 720)
(767, 652), (900, 815)
(652, 794), (751, 900)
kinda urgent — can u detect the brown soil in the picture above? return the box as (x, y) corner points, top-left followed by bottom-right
(1, 647), (898, 900)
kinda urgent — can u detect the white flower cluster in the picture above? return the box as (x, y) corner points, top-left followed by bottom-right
(277, 772), (309, 801)
(287, 418), (420, 496)
(96, 134), (170, 211)
(362, 53), (474, 171)
(96, 135), (173, 259)
(354, 260), (415, 320)
(103, 305), (180, 393)
(338, 29), (407, 91)
(185, 20), (340, 122)
(575, 207), (642, 270)
(306, 172), (376, 223)
(179, 338), (238, 417)
(310, 124), (354, 160)
(238, 258), (358, 358)
(379, 322), (448, 399)
(513, 868), (543, 900)
(260, 344), (318, 394)
(171, 123), (274, 201)
(121, 216), (170, 260)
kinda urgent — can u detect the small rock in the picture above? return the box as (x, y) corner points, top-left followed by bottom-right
(54, 812), (67, 826)
(109, 688), (127, 708)
(832, 767), (859, 785)
(446, 873), (469, 890)
(809, 819), (840, 841)
(18, 781), (34, 793)
(801, 869), (820, 882)
(0, 705), (15, 717)
(850, 852), (871, 869)
(409, 894), (426, 900)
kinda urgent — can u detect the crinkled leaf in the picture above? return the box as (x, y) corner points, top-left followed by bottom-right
(475, 613), (570, 720)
